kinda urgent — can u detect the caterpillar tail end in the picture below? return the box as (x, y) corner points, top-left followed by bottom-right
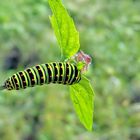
(0, 85), (6, 90)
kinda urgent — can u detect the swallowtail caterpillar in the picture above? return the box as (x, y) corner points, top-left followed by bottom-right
(0, 51), (91, 90)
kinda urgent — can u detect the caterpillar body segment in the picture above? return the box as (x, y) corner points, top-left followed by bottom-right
(3, 62), (81, 90)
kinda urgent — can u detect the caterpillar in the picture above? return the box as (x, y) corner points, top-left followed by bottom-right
(1, 62), (81, 90)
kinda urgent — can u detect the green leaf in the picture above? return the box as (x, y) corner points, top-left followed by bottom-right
(48, 0), (80, 59)
(70, 76), (94, 131)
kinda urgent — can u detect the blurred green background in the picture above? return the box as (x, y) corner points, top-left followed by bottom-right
(0, 0), (140, 140)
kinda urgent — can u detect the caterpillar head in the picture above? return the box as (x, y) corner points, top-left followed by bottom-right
(4, 78), (14, 90)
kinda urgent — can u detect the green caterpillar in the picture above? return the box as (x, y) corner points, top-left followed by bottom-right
(1, 62), (81, 90)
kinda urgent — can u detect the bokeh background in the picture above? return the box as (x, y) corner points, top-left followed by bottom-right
(0, 0), (140, 140)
